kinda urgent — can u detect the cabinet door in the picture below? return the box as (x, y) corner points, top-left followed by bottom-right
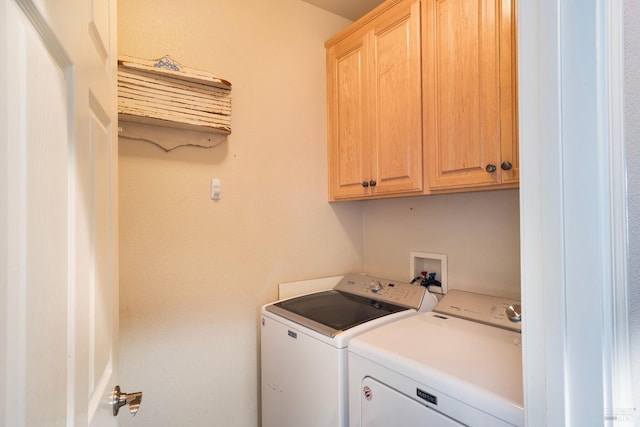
(424, 0), (502, 189)
(327, 27), (372, 200)
(499, 0), (519, 184)
(370, 0), (423, 196)
(327, 0), (422, 201)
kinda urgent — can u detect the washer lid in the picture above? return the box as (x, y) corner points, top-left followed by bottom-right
(265, 290), (409, 337)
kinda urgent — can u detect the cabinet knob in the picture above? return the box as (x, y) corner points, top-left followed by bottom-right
(485, 164), (497, 173)
(369, 180), (377, 187)
(501, 161), (513, 171)
(362, 181), (369, 188)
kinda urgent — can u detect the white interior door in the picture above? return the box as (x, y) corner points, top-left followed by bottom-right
(1, 0), (119, 425)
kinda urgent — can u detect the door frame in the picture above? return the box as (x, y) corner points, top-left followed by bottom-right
(519, 0), (632, 424)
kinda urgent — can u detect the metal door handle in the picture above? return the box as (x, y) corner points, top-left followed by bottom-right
(113, 385), (143, 416)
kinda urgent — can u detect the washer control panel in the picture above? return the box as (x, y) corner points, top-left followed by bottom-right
(434, 290), (522, 332)
(335, 273), (434, 311)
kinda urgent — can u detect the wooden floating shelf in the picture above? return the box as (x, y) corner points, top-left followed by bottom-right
(118, 55), (232, 135)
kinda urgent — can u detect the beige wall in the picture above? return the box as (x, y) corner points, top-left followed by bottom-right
(118, 1), (521, 426)
(118, 1), (361, 426)
(362, 190), (521, 299)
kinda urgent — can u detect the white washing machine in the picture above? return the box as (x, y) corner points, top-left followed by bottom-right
(260, 273), (438, 427)
(348, 290), (524, 426)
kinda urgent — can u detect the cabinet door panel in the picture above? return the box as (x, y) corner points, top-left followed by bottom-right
(499, 0), (519, 184)
(327, 32), (371, 199)
(426, 0), (501, 189)
(336, 47), (367, 186)
(371, 0), (423, 194)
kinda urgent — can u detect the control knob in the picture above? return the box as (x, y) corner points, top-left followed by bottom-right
(506, 304), (522, 322)
(368, 280), (383, 294)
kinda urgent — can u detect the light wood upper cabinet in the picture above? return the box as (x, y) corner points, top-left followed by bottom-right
(326, 0), (423, 201)
(325, 0), (518, 200)
(423, 0), (518, 190)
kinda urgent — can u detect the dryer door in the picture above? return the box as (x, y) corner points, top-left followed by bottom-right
(360, 377), (462, 426)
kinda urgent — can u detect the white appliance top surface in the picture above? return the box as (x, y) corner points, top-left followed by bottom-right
(263, 273), (438, 340)
(261, 306), (418, 348)
(349, 310), (523, 425)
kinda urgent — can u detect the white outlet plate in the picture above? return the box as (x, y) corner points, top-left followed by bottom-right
(410, 251), (448, 296)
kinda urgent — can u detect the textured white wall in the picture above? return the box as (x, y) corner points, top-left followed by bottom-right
(362, 190), (521, 299)
(624, 0), (640, 420)
(117, 2), (361, 426)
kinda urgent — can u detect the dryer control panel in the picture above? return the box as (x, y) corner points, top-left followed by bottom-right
(433, 290), (522, 333)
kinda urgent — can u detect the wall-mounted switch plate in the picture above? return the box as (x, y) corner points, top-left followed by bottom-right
(211, 178), (221, 200)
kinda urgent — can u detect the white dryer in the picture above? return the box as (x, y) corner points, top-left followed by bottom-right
(348, 290), (524, 426)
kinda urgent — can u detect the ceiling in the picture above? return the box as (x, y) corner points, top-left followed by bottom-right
(300, 0), (385, 21)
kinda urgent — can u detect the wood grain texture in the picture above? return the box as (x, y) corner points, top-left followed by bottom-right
(424, 0), (518, 190)
(327, 0), (518, 199)
(327, 28), (370, 199)
(117, 55), (232, 135)
(499, 0), (519, 184)
(327, 0), (423, 201)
